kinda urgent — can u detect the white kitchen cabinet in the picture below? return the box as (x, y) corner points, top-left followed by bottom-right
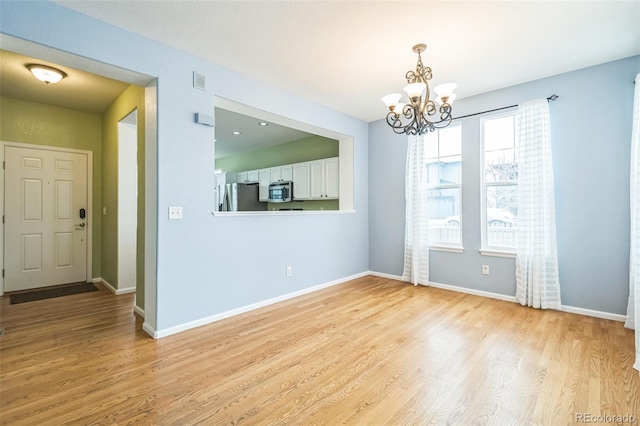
(270, 165), (293, 183)
(281, 165), (293, 182)
(292, 162), (310, 200)
(309, 160), (324, 199)
(235, 159), (336, 201)
(258, 168), (271, 202)
(247, 169), (259, 183)
(324, 157), (340, 199)
(236, 170), (259, 183)
(309, 157), (339, 200)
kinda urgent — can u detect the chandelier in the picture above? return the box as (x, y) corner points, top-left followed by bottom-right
(382, 44), (456, 135)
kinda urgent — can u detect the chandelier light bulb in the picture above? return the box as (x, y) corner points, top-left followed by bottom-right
(26, 64), (67, 84)
(434, 83), (457, 100)
(404, 82), (426, 102)
(381, 93), (402, 112)
(436, 93), (457, 106)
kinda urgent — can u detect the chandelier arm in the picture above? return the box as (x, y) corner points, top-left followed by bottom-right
(423, 99), (437, 117)
(406, 70), (417, 84)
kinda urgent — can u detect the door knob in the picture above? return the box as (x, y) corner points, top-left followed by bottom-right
(75, 222), (86, 228)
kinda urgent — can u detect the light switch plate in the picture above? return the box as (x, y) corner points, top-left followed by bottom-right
(168, 206), (183, 220)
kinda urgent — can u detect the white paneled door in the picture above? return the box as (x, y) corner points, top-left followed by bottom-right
(4, 146), (88, 291)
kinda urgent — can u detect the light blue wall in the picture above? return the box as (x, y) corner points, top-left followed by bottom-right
(370, 56), (639, 315)
(1, 1), (369, 333)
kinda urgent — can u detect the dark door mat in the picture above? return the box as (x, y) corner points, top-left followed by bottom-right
(9, 282), (98, 304)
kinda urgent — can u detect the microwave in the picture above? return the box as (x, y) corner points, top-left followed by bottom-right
(268, 181), (293, 203)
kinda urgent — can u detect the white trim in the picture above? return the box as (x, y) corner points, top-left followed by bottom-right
(430, 246), (464, 254)
(146, 271), (369, 339)
(479, 249), (516, 258)
(213, 210), (356, 217)
(142, 322), (156, 338)
(427, 280), (518, 304)
(559, 305), (626, 322)
(133, 305), (145, 318)
(1, 141), (93, 295)
(368, 271), (404, 281)
(94, 277), (136, 295)
(368, 271), (626, 322)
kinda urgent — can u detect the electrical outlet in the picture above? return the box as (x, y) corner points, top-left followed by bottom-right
(286, 266), (292, 277)
(168, 206), (183, 220)
(482, 265), (490, 275)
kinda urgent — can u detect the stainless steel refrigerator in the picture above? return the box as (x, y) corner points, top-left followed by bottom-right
(221, 183), (267, 212)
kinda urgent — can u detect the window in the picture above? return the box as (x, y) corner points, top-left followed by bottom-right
(482, 113), (518, 252)
(426, 124), (462, 248)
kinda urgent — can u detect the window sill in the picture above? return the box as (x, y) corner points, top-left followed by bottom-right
(212, 210), (356, 217)
(430, 245), (464, 254)
(479, 249), (516, 258)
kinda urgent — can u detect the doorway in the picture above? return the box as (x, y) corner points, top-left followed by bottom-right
(0, 35), (159, 334)
(117, 110), (138, 292)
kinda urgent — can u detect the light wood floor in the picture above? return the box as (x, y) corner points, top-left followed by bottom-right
(1, 276), (638, 425)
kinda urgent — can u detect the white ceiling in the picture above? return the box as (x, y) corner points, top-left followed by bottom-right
(214, 107), (315, 159)
(52, 0), (640, 122)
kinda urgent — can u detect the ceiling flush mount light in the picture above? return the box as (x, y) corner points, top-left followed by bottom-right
(258, 121), (269, 126)
(232, 131), (241, 135)
(382, 44), (456, 135)
(26, 64), (67, 84)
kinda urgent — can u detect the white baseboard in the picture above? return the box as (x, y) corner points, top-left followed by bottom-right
(427, 280), (519, 304)
(142, 322), (155, 338)
(368, 271), (626, 322)
(368, 271), (404, 281)
(560, 305), (626, 322)
(133, 305), (145, 318)
(93, 278), (136, 295)
(149, 271), (369, 339)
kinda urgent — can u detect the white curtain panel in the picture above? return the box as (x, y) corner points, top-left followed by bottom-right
(515, 99), (562, 309)
(402, 134), (430, 286)
(625, 72), (640, 372)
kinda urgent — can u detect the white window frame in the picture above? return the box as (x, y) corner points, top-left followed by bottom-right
(480, 110), (518, 257)
(426, 123), (463, 251)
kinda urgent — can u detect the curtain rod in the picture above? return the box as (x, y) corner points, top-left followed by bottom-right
(453, 94), (559, 121)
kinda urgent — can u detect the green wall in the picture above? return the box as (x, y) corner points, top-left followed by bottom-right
(216, 135), (339, 172)
(0, 96), (103, 277)
(101, 85), (145, 307)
